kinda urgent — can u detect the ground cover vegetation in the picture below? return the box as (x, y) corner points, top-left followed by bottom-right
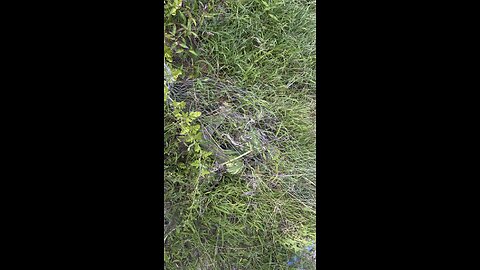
(164, 1), (316, 268)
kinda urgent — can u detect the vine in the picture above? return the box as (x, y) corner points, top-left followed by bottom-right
(164, 0), (212, 182)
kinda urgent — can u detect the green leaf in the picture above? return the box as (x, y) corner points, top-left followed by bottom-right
(226, 160), (244, 175)
(189, 111), (201, 118)
(200, 169), (210, 177)
(268, 14), (279, 21)
(179, 10), (186, 23)
(194, 132), (203, 141)
(171, 68), (182, 80)
(189, 50), (198, 57)
(164, 46), (173, 62)
(191, 125), (200, 133)
(194, 143), (201, 153)
(164, 85), (169, 102)
(191, 160), (201, 168)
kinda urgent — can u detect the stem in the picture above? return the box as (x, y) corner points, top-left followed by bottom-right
(219, 150), (252, 166)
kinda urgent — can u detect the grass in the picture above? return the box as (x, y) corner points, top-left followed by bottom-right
(164, 0), (316, 269)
